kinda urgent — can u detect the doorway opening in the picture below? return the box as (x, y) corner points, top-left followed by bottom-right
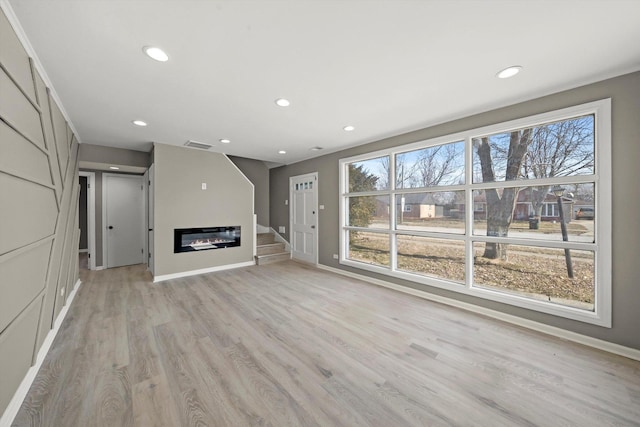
(78, 171), (96, 270)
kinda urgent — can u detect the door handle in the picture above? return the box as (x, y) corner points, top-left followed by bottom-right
(311, 225), (315, 229)
(108, 226), (114, 229)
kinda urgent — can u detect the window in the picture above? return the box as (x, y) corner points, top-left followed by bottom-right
(340, 100), (611, 326)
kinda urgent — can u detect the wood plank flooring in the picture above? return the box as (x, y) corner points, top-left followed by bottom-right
(12, 260), (640, 426)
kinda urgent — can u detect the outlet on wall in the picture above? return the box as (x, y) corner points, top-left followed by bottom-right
(60, 287), (65, 297)
(333, 254), (339, 259)
(279, 226), (286, 233)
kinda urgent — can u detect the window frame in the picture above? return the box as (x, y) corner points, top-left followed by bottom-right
(339, 99), (611, 327)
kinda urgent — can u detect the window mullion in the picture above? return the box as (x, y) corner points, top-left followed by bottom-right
(390, 153), (397, 271)
(465, 136), (474, 289)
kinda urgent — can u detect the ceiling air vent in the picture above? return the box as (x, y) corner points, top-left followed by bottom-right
(184, 140), (213, 150)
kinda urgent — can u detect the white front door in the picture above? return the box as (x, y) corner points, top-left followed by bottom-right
(290, 173), (318, 264)
(105, 174), (144, 268)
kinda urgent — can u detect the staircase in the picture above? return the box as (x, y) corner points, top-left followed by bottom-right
(256, 232), (290, 265)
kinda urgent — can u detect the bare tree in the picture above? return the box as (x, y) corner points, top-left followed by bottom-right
(396, 142), (464, 189)
(378, 156), (391, 190)
(522, 117), (594, 217)
(476, 129), (532, 260)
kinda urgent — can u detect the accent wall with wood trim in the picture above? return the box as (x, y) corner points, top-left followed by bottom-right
(0, 8), (80, 415)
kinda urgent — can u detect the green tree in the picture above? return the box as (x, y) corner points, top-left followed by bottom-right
(348, 164), (379, 229)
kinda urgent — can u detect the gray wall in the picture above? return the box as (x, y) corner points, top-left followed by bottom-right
(0, 8), (80, 414)
(79, 143), (150, 168)
(153, 144), (255, 277)
(229, 155), (269, 226)
(270, 71), (640, 351)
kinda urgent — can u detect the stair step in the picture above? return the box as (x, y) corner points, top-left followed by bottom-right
(257, 242), (286, 256)
(256, 252), (290, 265)
(257, 232), (275, 245)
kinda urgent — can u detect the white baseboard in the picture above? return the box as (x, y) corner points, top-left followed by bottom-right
(0, 279), (82, 427)
(78, 249), (88, 253)
(95, 265), (106, 271)
(256, 224), (270, 233)
(152, 260), (255, 283)
(316, 264), (640, 362)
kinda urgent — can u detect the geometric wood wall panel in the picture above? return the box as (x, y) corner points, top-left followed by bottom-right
(0, 173), (57, 255)
(0, 9), (36, 102)
(0, 68), (44, 149)
(49, 99), (68, 178)
(0, 294), (43, 414)
(0, 239), (52, 332)
(0, 120), (52, 185)
(33, 71), (61, 194)
(0, 9), (80, 417)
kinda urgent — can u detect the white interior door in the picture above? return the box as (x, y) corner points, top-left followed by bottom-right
(290, 173), (318, 264)
(105, 174), (144, 268)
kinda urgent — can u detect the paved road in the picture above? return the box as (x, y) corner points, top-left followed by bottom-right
(391, 222), (595, 243)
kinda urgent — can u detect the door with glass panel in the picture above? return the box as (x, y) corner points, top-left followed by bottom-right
(290, 173), (318, 264)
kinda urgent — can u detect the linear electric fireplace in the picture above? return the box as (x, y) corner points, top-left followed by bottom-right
(174, 226), (241, 253)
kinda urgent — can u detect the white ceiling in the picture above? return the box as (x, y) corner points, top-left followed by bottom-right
(7, 0), (640, 166)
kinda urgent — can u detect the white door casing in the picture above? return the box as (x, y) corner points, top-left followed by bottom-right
(290, 172), (318, 264)
(148, 164), (155, 275)
(103, 174), (144, 268)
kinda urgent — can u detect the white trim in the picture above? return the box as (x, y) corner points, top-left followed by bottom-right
(0, 279), (81, 427)
(95, 266), (106, 271)
(143, 169), (149, 266)
(0, 0), (81, 142)
(316, 264), (640, 362)
(79, 172), (96, 270)
(253, 215), (257, 257)
(339, 99), (611, 327)
(152, 260), (255, 283)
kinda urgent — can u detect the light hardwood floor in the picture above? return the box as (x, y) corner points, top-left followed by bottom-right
(13, 261), (640, 426)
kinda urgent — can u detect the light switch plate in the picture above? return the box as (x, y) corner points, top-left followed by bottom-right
(201, 183), (207, 190)
(279, 226), (286, 233)
(319, 204), (325, 210)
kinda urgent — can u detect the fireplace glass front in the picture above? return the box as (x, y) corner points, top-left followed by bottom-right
(174, 226), (241, 253)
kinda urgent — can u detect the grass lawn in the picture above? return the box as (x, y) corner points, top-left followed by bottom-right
(349, 230), (594, 310)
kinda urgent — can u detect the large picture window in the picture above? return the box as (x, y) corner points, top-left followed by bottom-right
(339, 100), (611, 326)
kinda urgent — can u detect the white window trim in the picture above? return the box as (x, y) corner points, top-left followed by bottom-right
(339, 99), (611, 327)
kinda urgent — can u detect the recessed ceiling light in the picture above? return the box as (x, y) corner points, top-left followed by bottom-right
(132, 120), (147, 126)
(143, 46), (169, 62)
(278, 150), (286, 154)
(275, 98), (290, 107)
(496, 65), (523, 79)
(220, 139), (231, 144)
(109, 166), (120, 170)
(343, 125), (355, 132)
